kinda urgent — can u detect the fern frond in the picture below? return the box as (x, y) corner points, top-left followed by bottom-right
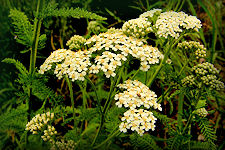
(9, 9), (33, 47)
(2, 58), (28, 76)
(130, 133), (162, 150)
(167, 134), (191, 150)
(39, 2), (106, 20)
(189, 141), (211, 150)
(198, 119), (217, 149)
(105, 106), (126, 132)
(0, 104), (27, 132)
(38, 34), (47, 49)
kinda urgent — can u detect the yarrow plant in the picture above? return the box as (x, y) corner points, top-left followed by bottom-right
(3, 2), (225, 149)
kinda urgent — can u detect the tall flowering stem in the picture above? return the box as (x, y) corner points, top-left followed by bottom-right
(65, 76), (76, 128)
(91, 66), (124, 147)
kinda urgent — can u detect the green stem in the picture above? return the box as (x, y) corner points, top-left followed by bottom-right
(129, 68), (140, 80)
(147, 44), (171, 87)
(93, 130), (120, 149)
(92, 67), (123, 146)
(85, 76), (102, 114)
(177, 93), (184, 132)
(177, 59), (189, 76)
(65, 76), (75, 128)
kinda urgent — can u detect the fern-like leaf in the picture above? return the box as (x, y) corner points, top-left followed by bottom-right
(39, 2), (106, 20)
(2, 58), (28, 76)
(130, 133), (162, 150)
(9, 9), (33, 47)
(0, 104), (27, 133)
(198, 119), (217, 149)
(189, 141), (211, 150)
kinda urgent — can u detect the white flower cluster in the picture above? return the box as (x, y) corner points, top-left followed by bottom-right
(155, 11), (202, 39)
(115, 80), (161, 136)
(25, 112), (54, 134)
(139, 8), (162, 20)
(66, 35), (86, 50)
(51, 140), (76, 150)
(196, 108), (208, 118)
(178, 41), (206, 59)
(119, 108), (157, 136)
(86, 32), (162, 78)
(39, 49), (91, 81)
(122, 18), (152, 38)
(41, 125), (57, 142)
(90, 51), (125, 78)
(115, 80), (162, 110)
(182, 62), (224, 90)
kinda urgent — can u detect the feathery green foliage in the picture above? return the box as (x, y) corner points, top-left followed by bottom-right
(198, 119), (217, 149)
(9, 9), (33, 47)
(9, 9), (46, 49)
(2, 58), (28, 76)
(130, 133), (162, 150)
(39, 1), (106, 20)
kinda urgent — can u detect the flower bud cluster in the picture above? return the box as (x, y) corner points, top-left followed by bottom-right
(155, 11), (202, 39)
(122, 18), (152, 38)
(107, 27), (122, 34)
(139, 9), (162, 20)
(196, 108), (208, 118)
(25, 112), (54, 134)
(39, 49), (91, 81)
(115, 80), (161, 136)
(178, 41), (206, 59)
(66, 35), (86, 50)
(41, 125), (57, 142)
(87, 21), (103, 34)
(181, 75), (196, 87)
(182, 62), (224, 90)
(201, 75), (224, 90)
(192, 62), (219, 75)
(51, 140), (76, 150)
(85, 32), (162, 78)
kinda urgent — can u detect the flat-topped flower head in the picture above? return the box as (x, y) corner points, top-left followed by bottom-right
(86, 32), (162, 78)
(39, 49), (91, 81)
(119, 108), (157, 136)
(122, 17), (152, 38)
(178, 41), (206, 59)
(66, 35), (86, 50)
(182, 62), (224, 90)
(154, 11), (202, 39)
(115, 80), (162, 111)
